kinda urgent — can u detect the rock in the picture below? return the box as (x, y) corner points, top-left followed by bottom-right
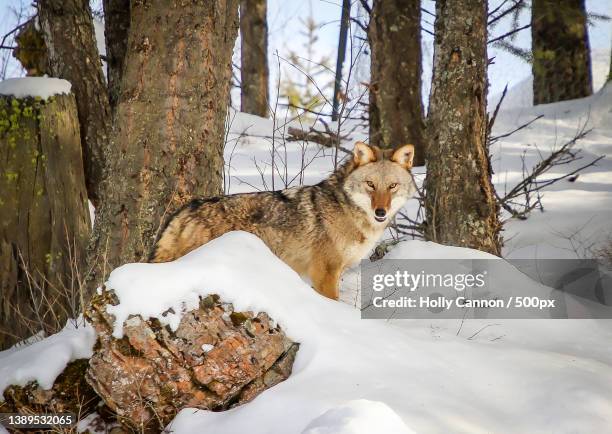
(85, 290), (299, 431)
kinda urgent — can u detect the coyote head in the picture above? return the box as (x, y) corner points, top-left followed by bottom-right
(343, 141), (417, 225)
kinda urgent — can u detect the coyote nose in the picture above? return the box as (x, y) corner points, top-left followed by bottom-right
(375, 208), (386, 218)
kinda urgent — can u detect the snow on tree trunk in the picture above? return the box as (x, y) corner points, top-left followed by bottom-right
(85, 290), (298, 431)
(38, 0), (112, 206)
(531, 0), (593, 104)
(368, 0), (425, 165)
(0, 93), (91, 350)
(103, 0), (130, 113)
(86, 0), (239, 291)
(240, 0), (270, 117)
(424, 0), (501, 255)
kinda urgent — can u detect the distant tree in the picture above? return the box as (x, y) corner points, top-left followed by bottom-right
(102, 0), (130, 113)
(38, 0), (111, 206)
(608, 39), (612, 83)
(368, 0), (425, 165)
(86, 0), (240, 290)
(424, 0), (501, 255)
(531, 0), (592, 104)
(280, 14), (334, 117)
(240, 0), (269, 117)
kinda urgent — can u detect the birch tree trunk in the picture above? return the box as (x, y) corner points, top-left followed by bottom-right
(87, 0), (239, 291)
(531, 0), (592, 104)
(368, 0), (424, 165)
(240, 0), (269, 117)
(38, 0), (111, 206)
(0, 92), (90, 349)
(424, 0), (501, 255)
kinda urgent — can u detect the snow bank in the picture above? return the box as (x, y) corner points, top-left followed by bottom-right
(103, 231), (612, 434)
(302, 400), (416, 434)
(491, 83), (612, 259)
(489, 48), (611, 110)
(0, 319), (95, 397)
(105, 231), (320, 340)
(0, 77), (72, 99)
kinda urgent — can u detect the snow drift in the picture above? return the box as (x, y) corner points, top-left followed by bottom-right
(99, 231), (612, 434)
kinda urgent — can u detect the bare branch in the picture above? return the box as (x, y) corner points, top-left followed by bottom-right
(488, 23), (531, 45)
(496, 124), (604, 220)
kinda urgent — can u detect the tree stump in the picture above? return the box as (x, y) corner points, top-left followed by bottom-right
(0, 90), (91, 349)
(85, 290), (299, 432)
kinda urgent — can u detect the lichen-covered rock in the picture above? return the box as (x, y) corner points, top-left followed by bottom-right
(85, 290), (299, 431)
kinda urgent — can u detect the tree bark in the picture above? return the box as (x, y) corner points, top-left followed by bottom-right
(0, 92), (91, 349)
(608, 39), (612, 83)
(368, 0), (424, 166)
(240, 0), (269, 117)
(424, 0), (501, 255)
(531, 0), (592, 104)
(38, 0), (111, 206)
(102, 0), (130, 113)
(87, 0), (239, 291)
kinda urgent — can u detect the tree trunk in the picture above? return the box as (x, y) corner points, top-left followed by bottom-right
(102, 0), (130, 113)
(608, 40), (612, 83)
(424, 0), (501, 255)
(240, 0), (269, 117)
(87, 0), (239, 291)
(0, 91), (91, 349)
(38, 0), (111, 206)
(368, 0), (424, 166)
(531, 0), (592, 104)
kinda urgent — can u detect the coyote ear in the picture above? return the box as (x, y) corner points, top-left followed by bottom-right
(391, 144), (415, 170)
(353, 142), (376, 166)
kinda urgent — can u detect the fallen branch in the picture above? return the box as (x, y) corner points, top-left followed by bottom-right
(287, 125), (351, 153)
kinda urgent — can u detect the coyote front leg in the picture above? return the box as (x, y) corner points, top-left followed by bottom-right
(310, 259), (342, 300)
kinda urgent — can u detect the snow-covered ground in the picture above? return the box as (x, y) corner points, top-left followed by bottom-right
(4, 233), (611, 433)
(1, 50), (611, 434)
(0, 319), (94, 394)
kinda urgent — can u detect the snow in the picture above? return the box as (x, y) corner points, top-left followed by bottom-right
(302, 400), (416, 434)
(490, 49), (611, 110)
(200, 343), (214, 353)
(0, 319), (95, 397)
(97, 231), (612, 434)
(0, 77), (72, 99)
(493, 84), (612, 259)
(93, 19), (106, 57)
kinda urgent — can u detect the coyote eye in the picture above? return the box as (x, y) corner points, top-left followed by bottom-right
(389, 183), (398, 190)
(366, 181), (375, 190)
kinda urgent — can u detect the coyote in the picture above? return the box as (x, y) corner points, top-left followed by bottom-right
(150, 142), (416, 300)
